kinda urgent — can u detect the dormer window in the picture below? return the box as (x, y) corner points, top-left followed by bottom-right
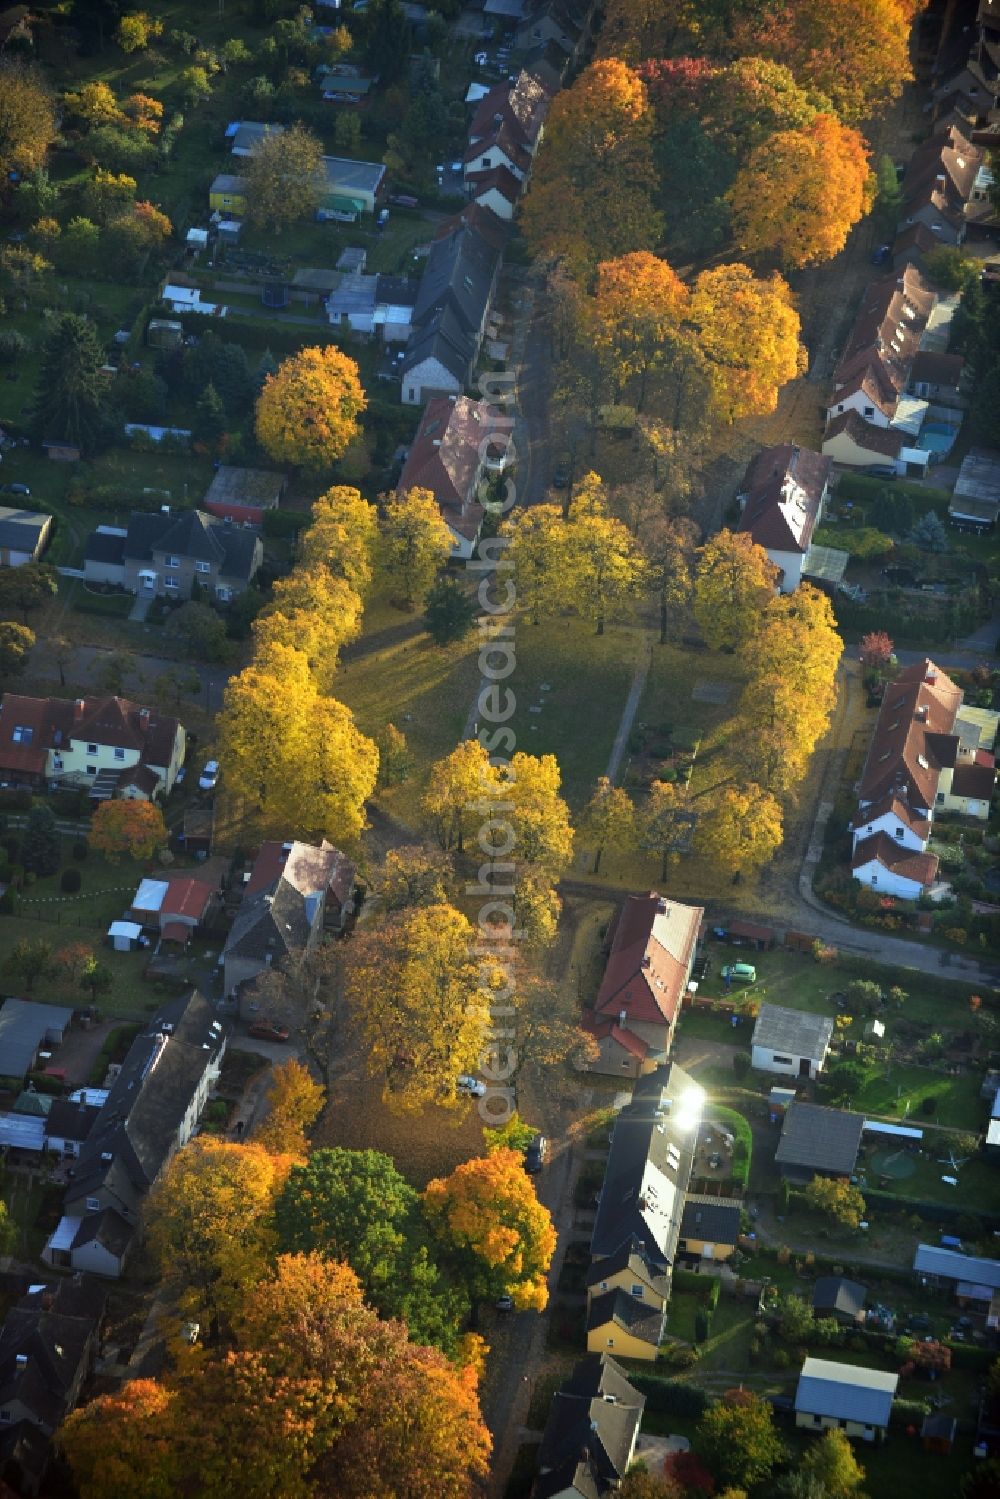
(11, 725), (32, 744)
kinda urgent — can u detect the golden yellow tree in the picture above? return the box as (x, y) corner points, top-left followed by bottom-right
(521, 59), (662, 274)
(587, 251), (689, 405)
(344, 902), (490, 1110)
(253, 570), (363, 690)
(685, 264), (802, 423)
(728, 114), (872, 269)
(298, 695), (379, 844)
(692, 530), (777, 651)
(642, 779), (695, 879)
(694, 783), (783, 877)
(506, 503), (568, 624)
(424, 1149), (557, 1311)
(507, 751), (574, 878)
(380, 489), (454, 609)
(564, 477), (644, 634)
(254, 1059), (326, 1158)
(0, 61), (57, 178)
(422, 738), (500, 853)
(244, 121), (323, 230)
(255, 346), (366, 470)
(300, 485), (378, 595)
(578, 776), (635, 873)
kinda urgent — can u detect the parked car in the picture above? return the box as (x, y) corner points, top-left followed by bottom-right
(495, 1294), (514, 1312)
(721, 962), (757, 983)
(864, 464), (897, 480)
(872, 243), (891, 265)
(248, 1020), (290, 1042)
(198, 759), (220, 791)
(456, 1074), (486, 1098)
(0, 482), (31, 495)
(551, 464), (570, 489)
(524, 1135), (548, 1173)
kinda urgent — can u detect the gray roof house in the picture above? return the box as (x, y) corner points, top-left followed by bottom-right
(0, 998), (74, 1082)
(401, 223), (500, 405)
(913, 1243), (1000, 1291)
(223, 839), (356, 1000)
(533, 1354), (644, 1499)
(813, 1276), (867, 1325)
(795, 1357), (898, 1440)
(230, 120), (284, 156)
(752, 1003), (835, 1081)
(83, 508), (262, 602)
(42, 991), (227, 1278)
(0, 506), (53, 567)
(775, 1102), (865, 1182)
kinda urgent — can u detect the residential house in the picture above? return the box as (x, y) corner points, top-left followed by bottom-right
(821, 411), (906, 472)
(0, 508), (53, 567)
(0, 1278), (107, 1497)
(209, 174), (247, 216)
(223, 839), (356, 999)
(228, 120), (284, 157)
(326, 273), (419, 342)
(891, 221), (941, 275)
(909, 350), (965, 407)
(202, 466), (286, 528)
(400, 222), (500, 404)
(794, 1357), (898, 1442)
(0, 692), (185, 800)
(522, 38), (569, 94)
(467, 71), (550, 161)
(83, 507), (263, 601)
(774, 1102), (864, 1183)
(465, 165), (522, 220)
(851, 659), (999, 897)
(43, 1099), (102, 1161)
(326, 272), (377, 335)
(373, 275), (420, 343)
(0, 1000), (74, 1084)
(42, 991), (226, 1278)
(82, 525), (127, 583)
(316, 155), (386, 217)
(751, 1004), (834, 1081)
(585, 1235), (671, 1357)
(677, 1196), (742, 1262)
(317, 69), (373, 105)
(433, 202), (511, 256)
(516, 0), (590, 62)
(160, 281), (226, 317)
(812, 1277), (867, 1327)
(588, 1065), (703, 1358)
(949, 446), (1000, 531)
(585, 891), (703, 1076)
(396, 394), (512, 559)
(899, 124), (984, 245)
(129, 874), (217, 942)
(914, 1243), (1000, 1320)
(736, 443), (833, 593)
(532, 1354), (644, 1499)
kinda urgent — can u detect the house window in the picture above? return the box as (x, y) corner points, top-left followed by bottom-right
(895, 825), (904, 838)
(11, 725), (32, 744)
(630, 1284), (644, 1298)
(195, 560), (211, 574)
(52, 756), (62, 770)
(599, 1281), (608, 1291)
(114, 747), (126, 761)
(870, 874), (878, 886)
(813, 1415), (823, 1425)
(86, 765), (96, 776)
(773, 1054), (793, 1065)
(216, 585), (232, 603)
(85, 1196), (100, 1211)
(606, 1338), (614, 1347)
(0, 1411), (10, 1423)
(864, 406), (874, 417)
(165, 555), (180, 568)
(165, 575), (179, 590)
(481, 156), (492, 169)
(936, 792), (945, 804)
(86, 743), (98, 755)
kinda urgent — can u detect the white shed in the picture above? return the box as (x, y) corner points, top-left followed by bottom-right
(108, 920), (142, 952)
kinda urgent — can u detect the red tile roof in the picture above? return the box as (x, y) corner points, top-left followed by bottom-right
(397, 394), (503, 541)
(738, 443), (831, 555)
(432, 203), (510, 253)
(463, 123), (531, 174)
(593, 891), (703, 1030)
(161, 877), (215, 921)
(0, 694), (180, 779)
(858, 659), (962, 808)
(823, 409), (904, 460)
(466, 164), (522, 207)
(469, 70), (550, 152)
(159, 921), (192, 945)
(0, 694), (52, 775)
(910, 350), (965, 389)
(903, 124), (982, 207)
(833, 265), (937, 396)
(951, 758), (996, 799)
(852, 832), (940, 887)
(850, 792), (931, 841)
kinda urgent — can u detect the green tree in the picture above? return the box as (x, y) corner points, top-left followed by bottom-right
(969, 361), (1000, 446)
(911, 510), (949, 553)
(0, 620), (34, 679)
(801, 1428), (866, 1498)
(424, 575), (476, 644)
(10, 937), (55, 992)
(778, 1293), (814, 1343)
(578, 776), (635, 873)
(194, 381), (226, 444)
(0, 563), (57, 623)
(244, 121), (323, 231)
(364, 0), (411, 79)
(695, 1390), (784, 1491)
(166, 601), (230, 662)
(873, 152), (902, 235)
(32, 313), (113, 452)
(21, 804), (60, 876)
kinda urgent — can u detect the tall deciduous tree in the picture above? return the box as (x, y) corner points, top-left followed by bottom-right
(253, 570), (363, 689)
(506, 503), (567, 624)
(506, 751), (574, 878)
(0, 620), (35, 679)
(59, 1378), (178, 1499)
(578, 776), (635, 873)
(424, 1149), (557, 1310)
(642, 513), (695, 644)
(692, 530), (777, 651)
(254, 1059), (325, 1157)
(244, 121), (323, 231)
(563, 479), (644, 634)
(800, 1427), (866, 1498)
(300, 485), (378, 595)
(90, 799), (166, 861)
(521, 59), (662, 274)
(685, 264), (802, 423)
(422, 738), (499, 853)
(32, 313), (113, 452)
(380, 489), (454, 609)
(728, 114), (872, 269)
(255, 347), (366, 470)
(344, 902), (489, 1109)
(642, 779), (695, 878)
(586, 251), (688, 405)
(694, 783), (783, 877)
(0, 61), (57, 179)
(695, 1389), (784, 1491)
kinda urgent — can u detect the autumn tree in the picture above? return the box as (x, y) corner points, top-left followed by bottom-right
(344, 902), (489, 1110)
(63, 80), (122, 128)
(702, 57), (826, 156)
(0, 621), (35, 680)
(506, 750), (575, 879)
(255, 346), (366, 470)
(695, 1389), (784, 1491)
(300, 485), (379, 595)
(379, 844), (451, 911)
(803, 1175), (866, 1230)
(0, 61), (57, 180)
(563, 478), (644, 634)
(116, 10), (162, 49)
(728, 115), (872, 269)
(424, 1149), (557, 1310)
(521, 59), (662, 274)
(422, 738), (498, 853)
(579, 777), (635, 873)
(642, 779), (695, 878)
(254, 1059), (325, 1157)
(685, 264), (802, 423)
(144, 1138), (295, 1333)
(380, 489), (454, 609)
(692, 530), (777, 650)
(506, 503), (567, 623)
(502, 972), (600, 1086)
(586, 251), (688, 405)
(801, 1428), (866, 1498)
(253, 569), (363, 690)
(59, 1378), (179, 1499)
(694, 783), (783, 877)
(8, 937), (54, 993)
(641, 513), (696, 643)
(244, 121), (323, 231)
(90, 798), (166, 861)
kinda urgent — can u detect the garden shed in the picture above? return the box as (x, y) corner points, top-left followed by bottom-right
(108, 921), (142, 952)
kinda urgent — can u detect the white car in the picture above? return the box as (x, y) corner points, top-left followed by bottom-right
(456, 1074), (486, 1098)
(198, 760), (220, 791)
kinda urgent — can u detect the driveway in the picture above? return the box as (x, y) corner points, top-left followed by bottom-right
(50, 1016), (118, 1090)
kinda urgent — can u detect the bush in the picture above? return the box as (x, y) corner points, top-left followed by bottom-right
(732, 1051), (751, 1078)
(73, 839), (89, 861)
(628, 1375), (709, 1417)
(26, 1069), (65, 1094)
(0, 886), (17, 914)
(891, 1397), (931, 1427)
(0, 329), (30, 363)
(74, 589), (134, 618)
(695, 1306), (712, 1343)
(60, 867), (82, 893)
(52, 788), (88, 818)
(0, 789), (31, 812)
(262, 507), (307, 538)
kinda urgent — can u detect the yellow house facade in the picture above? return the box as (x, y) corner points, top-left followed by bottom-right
(794, 1358), (898, 1443)
(677, 1195), (742, 1262)
(209, 174), (247, 216)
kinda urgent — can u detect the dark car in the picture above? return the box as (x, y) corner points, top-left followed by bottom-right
(524, 1135), (548, 1173)
(872, 243), (891, 265)
(0, 483), (31, 496)
(864, 464), (897, 480)
(551, 465), (570, 489)
(248, 1020), (290, 1043)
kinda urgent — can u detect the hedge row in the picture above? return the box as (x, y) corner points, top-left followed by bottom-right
(173, 309), (327, 356)
(836, 473), (951, 507)
(74, 589), (134, 618)
(862, 1188), (1000, 1233)
(672, 1269), (721, 1305)
(628, 1374), (710, 1417)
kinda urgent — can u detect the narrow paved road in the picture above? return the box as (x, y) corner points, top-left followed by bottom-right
(605, 631), (652, 784)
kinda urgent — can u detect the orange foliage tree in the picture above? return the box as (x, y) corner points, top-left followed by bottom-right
(586, 250), (688, 404)
(685, 263), (802, 422)
(58, 1379), (179, 1499)
(89, 798), (167, 861)
(255, 346), (366, 470)
(521, 59), (661, 274)
(728, 114), (873, 268)
(423, 1148), (557, 1311)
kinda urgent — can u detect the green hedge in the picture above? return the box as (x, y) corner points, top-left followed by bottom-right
(712, 1104), (753, 1187)
(891, 1396), (932, 1427)
(263, 508), (307, 538)
(836, 473), (951, 506)
(672, 1268), (719, 1299)
(944, 1341), (996, 1371)
(175, 311), (330, 356)
(628, 1374), (710, 1416)
(74, 588), (134, 617)
(863, 1188), (1000, 1232)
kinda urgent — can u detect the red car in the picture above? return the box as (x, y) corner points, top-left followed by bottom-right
(248, 1020), (289, 1043)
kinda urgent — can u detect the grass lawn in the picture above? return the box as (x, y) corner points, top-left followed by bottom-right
(0, 917), (162, 1020)
(859, 1141), (1000, 1210)
(1, 1175), (64, 1260)
(851, 1061), (983, 1130)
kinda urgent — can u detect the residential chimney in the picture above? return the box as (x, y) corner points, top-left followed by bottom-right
(138, 708), (150, 731)
(73, 699), (85, 722)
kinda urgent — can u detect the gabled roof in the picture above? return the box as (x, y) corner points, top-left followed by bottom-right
(823, 409), (904, 460)
(400, 303), (477, 384)
(775, 1102), (864, 1176)
(203, 466), (286, 512)
(433, 202), (511, 254)
(584, 1235), (670, 1298)
(466, 163), (523, 206)
(795, 1357), (898, 1426)
(71, 1205), (134, 1258)
(0, 1279), (105, 1435)
(679, 1195), (742, 1247)
(951, 756), (996, 799)
(850, 792), (930, 840)
(411, 223), (499, 336)
(903, 124), (983, 208)
(738, 443), (831, 555)
(858, 658), (962, 808)
(913, 1243), (1000, 1287)
(84, 528), (127, 566)
(753, 1003), (834, 1062)
(590, 1064), (702, 1265)
(0, 998), (74, 1077)
(593, 891), (703, 1030)
(397, 395), (504, 542)
(893, 221), (941, 263)
(0, 507), (48, 551)
(226, 840), (352, 967)
(463, 122), (531, 173)
(813, 1276), (867, 1318)
(586, 1287), (662, 1346)
(124, 509), (259, 581)
(161, 876), (215, 921)
(834, 264), (937, 395)
(45, 1099), (101, 1145)
(536, 1354), (644, 1490)
(468, 70), (550, 151)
